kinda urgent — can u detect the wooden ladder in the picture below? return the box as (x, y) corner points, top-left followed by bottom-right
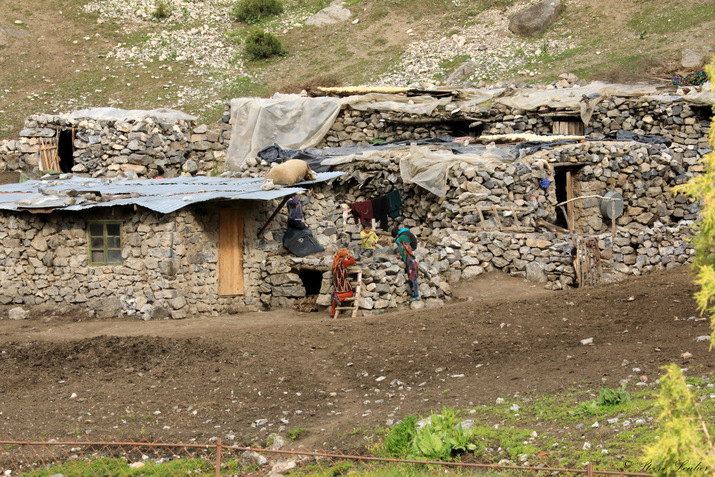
(333, 268), (363, 318)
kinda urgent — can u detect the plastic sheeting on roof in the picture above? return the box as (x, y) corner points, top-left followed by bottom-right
(226, 93), (452, 170)
(35, 107), (197, 123)
(493, 81), (715, 124)
(322, 142), (519, 198)
(0, 173), (343, 214)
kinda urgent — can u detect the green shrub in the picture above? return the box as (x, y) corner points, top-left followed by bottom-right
(287, 427), (307, 440)
(597, 383), (630, 406)
(231, 0), (284, 24)
(152, 1), (172, 20)
(384, 415), (417, 458)
(244, 31), (287, 60)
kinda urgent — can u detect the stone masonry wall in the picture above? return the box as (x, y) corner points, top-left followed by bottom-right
(238, 135), (698, 315)
(316, 97), (711, 159)
(0, 202), (270, 319)
(0, 111), (232, 179)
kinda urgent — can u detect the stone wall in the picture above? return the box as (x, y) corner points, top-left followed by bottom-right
(315, 96), (711, 156)
(0, 201), (274, 319)
(0, 112), (231, 179)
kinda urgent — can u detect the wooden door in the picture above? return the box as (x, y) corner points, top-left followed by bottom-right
(565, 170), (575, 233)
(218, 208), (244, 296)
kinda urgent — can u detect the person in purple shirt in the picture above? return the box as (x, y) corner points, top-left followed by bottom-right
(286, 189), (312, 230)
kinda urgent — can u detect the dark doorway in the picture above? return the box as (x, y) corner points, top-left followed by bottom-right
(57, 129), (74, 173)
(554, 166), (582, 230)
(298, 269), (323, 296)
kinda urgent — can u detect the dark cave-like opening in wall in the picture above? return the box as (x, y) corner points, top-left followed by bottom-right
(298, 268), (324, 296)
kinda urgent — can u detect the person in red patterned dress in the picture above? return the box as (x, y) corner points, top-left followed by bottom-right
(330, 248), (356, 317)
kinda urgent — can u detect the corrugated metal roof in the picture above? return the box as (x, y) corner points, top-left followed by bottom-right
(0, 172), (344, 214)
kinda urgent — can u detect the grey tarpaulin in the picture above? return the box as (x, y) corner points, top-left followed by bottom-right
(225, 93), (453, 170)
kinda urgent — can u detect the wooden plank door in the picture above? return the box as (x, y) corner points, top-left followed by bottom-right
(218, 208), (244, 296)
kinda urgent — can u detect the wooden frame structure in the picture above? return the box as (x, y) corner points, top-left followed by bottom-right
(38, 138), (60, 172)
(333, 268), (363, 318)
(573, 237), (603, 287)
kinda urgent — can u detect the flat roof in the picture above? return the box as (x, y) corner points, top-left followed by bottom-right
(0, 172), (343, 214)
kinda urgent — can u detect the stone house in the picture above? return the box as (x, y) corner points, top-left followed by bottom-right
(0, 81), (712, 318)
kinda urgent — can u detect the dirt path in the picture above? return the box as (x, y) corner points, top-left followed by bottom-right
(0, 266), (711, 455)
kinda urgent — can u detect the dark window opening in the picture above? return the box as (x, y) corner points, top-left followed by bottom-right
(692, 105), (712, 122)
(451, 120), (482, 138)
(57, 129), (74, 173)
(298, 269), (323, 296)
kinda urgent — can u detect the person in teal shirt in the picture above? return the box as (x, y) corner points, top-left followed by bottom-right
(392, 227), (420, 300)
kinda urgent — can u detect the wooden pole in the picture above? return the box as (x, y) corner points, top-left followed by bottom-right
(257, 195), (291, 237)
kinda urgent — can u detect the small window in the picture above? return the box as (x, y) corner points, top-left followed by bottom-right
(88, 221), (123, 265)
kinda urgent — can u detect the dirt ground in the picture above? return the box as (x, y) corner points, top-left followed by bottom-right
(0, 265), (712, 456)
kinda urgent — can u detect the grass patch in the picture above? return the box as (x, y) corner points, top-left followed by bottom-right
(287, 427), (308, 440)
(628, 4), (715, 35)
(439, 54), (471, 75)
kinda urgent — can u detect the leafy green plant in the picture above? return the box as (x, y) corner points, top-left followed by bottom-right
(231, 0), (284, 24)
(243, 30), (287, 61)
(287, 427), (307, 440)
(384, 415), (417, 458)
(597, 382), (630, 406)
(383, 407), (477, 461)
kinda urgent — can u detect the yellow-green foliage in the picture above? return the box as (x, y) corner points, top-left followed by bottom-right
(644, 57), (715, 476)
(673, 58), (715, 345)
(642, 364), (715, 476)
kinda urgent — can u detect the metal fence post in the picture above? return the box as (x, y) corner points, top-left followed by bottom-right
(215, 438), (222, 477)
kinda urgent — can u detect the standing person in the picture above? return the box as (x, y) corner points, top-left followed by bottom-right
(360, 222), (379, 259)
(286, 189), (312, 230)
(330, 248), (357, 317)
(392, 228), (420, 301)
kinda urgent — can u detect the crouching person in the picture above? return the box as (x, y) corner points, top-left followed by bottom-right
(392, 228), (420, 301)
(330, 248), (356, 317)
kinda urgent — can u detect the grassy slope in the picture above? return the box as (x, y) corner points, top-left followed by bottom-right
(0, 0), (713, 137)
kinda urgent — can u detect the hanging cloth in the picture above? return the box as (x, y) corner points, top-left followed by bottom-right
(372, 195), (390, 231)
(386, 190), (402, 218)
(350, 200), (373, 225)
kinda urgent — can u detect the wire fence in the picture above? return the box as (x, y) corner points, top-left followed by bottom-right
(0, 437), (653, 476)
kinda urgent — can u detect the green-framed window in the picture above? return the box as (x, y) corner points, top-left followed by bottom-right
(88, 221), (123, 265)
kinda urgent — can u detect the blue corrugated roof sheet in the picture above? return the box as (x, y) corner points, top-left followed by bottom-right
(0, 172), (344, 214)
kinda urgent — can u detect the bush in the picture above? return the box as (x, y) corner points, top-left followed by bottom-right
(231, 0), (284, 24)
(384, 415), (417, 458)
(151, 1), (172, 20)
(244, 31), (287, 60)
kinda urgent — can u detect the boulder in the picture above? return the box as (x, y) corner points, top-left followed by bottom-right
(8, 307), (28, 320)
(508, 0), (562, 36)
(305, 4), (352, 26)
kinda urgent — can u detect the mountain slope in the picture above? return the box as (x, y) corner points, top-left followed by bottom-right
(0, 0), (713, 137)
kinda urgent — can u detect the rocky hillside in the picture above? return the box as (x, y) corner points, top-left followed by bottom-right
(0, 0), (713, 137)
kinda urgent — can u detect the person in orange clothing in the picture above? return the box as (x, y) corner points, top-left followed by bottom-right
(330, 248), (356, 317)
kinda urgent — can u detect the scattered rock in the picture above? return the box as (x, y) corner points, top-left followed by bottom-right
(508, 0), (563, 37)
(8, 307), (28, 320)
